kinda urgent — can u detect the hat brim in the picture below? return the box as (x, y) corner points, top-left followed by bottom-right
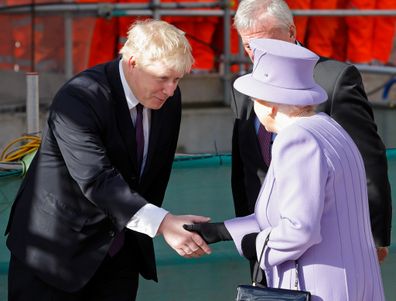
(234, 73), (327, 106)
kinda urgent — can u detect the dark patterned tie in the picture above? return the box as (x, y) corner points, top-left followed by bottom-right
(135, 103), (144, 174)
(258, 124), (272, 166)
(108, 104), (144, 257)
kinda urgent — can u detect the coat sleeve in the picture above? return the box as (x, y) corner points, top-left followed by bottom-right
(327, 64), (392, 247)
(225, 214), (261, 255)
(48, 84), (147, 231)
(256, 126), (327, 268)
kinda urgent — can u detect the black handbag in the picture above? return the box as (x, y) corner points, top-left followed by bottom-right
(236, 233), (311, 301)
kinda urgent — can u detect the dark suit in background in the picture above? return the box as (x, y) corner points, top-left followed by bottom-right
(231, 58), (392, 247)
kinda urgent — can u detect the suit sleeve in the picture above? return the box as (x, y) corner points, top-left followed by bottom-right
(231, 119), (250, 217)
(48, 86), (147, 231)
(328, 65), (392, 247)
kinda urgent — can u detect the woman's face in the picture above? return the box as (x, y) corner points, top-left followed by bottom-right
(253, 99), (276, 132)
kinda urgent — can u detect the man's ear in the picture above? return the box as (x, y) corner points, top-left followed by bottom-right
(128, 56), (137, 68)
(289, 24), (297, 41)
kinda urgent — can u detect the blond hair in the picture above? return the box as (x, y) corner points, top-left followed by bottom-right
(119, 19), (194, 74)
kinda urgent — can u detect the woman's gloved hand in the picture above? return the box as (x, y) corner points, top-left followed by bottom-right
(183, 222), (232, 244)
(241, 232), (259, 260)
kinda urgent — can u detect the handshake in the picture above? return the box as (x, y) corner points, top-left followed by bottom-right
(183, 222), (232, 244)
(184, 222), (258, 261)
(158, 214), (256, 259)
(157, 214), (230, 258)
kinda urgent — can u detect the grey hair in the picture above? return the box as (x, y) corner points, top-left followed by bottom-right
(254, 99), (316, 116)
(277, 103), (316, 116)
(234, 0), (294, 33)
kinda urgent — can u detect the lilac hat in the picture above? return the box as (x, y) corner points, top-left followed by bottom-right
(233, 39), (327, 105)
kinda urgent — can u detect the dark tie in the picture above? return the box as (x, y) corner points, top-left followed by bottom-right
(258, 124), (272, 166)
(135, 103), (144, 174)
(108, 229), (124, 257)
(108, 104), (144, 257)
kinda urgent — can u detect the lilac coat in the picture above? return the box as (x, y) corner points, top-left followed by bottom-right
(225, 113), (384, 301)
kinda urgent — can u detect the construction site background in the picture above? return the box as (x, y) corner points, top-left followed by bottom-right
(0, 1), (395, 73)
(0, 1), (395, 153)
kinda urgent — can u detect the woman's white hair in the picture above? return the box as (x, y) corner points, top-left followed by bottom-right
(119, 19), (194, 74)
(234, 0), (294, 33)
(276, 103), (316, 117)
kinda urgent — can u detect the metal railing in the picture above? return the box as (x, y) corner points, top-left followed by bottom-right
(0, 2), (395, 104)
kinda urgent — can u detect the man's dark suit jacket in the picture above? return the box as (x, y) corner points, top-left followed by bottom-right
(6, 59), (181, 292)
(231, 57), (392, 247)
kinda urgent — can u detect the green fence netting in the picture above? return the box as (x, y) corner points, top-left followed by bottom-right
(1, 150), (395, 300)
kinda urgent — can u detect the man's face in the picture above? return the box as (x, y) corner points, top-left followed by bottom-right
(126, 59), (184, 110)
(239, 17), (295, 61)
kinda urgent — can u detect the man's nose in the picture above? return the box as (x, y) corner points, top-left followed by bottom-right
(163, 82), (177, 97)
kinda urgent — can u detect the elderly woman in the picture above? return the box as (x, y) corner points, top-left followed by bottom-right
(185, 39), (385, 300)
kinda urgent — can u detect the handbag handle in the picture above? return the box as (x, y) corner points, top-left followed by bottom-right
(253, 232), (300, 290)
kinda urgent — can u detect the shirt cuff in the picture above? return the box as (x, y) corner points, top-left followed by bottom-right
(126, 203), (169, 238)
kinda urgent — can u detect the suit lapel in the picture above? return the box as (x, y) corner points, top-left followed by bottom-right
(232, 91), (254, 120)
(106, 60), (140, 175)
(246, 98), (254, 119)
(247, 111), (267, 168)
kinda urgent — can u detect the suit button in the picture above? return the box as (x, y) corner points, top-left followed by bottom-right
(109, 230), (115, 237)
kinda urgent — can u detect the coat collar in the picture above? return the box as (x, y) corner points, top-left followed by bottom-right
(105, 59), (140, 175)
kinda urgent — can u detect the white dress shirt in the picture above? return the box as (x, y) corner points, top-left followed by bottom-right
(119, 60), (168, 237)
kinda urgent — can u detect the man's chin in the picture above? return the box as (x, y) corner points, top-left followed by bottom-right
(150, 98), (167, 110)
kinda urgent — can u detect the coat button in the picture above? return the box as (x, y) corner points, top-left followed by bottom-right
(109, 230), (115, 237)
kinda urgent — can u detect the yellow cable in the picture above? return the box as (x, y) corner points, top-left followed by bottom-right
(0, 135), (41, 162)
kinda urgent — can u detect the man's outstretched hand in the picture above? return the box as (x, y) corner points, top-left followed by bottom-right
(157, 213), (212, 258)
(183, 222), (232, 244)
